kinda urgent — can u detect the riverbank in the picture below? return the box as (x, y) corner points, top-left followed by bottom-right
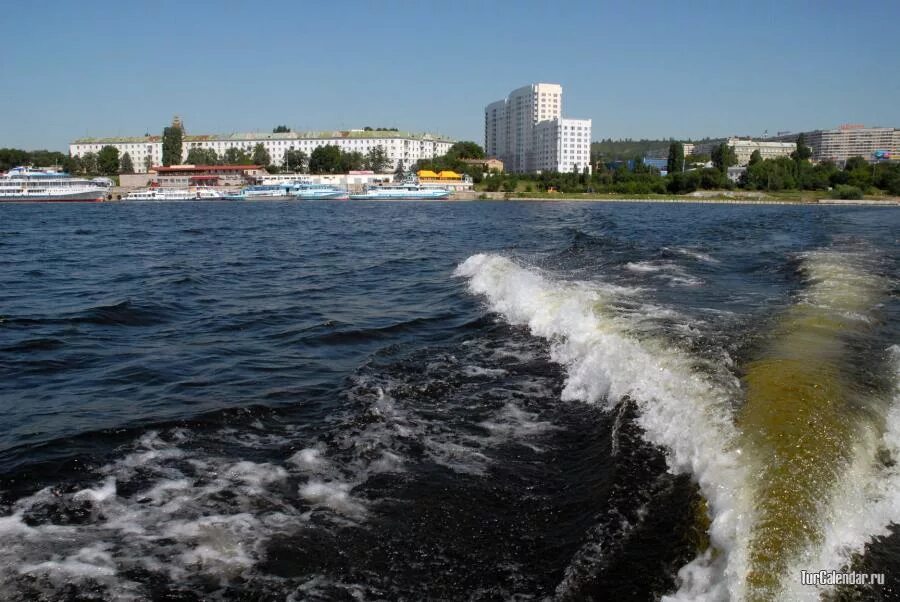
(452, 190), (900, 205)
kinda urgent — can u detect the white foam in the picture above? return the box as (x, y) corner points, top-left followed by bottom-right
(299, 480), (367, 519)
(456, 253), (749, 599)
(463, 365), (508, 377)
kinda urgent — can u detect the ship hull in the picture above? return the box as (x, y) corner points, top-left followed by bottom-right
(0, 191), (106, 202)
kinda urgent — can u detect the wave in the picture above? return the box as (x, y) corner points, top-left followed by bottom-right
(456, 250), (898, 601)
(455, 253), (748, 599)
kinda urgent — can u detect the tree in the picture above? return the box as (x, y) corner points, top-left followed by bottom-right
(308, 144), (343, 174)
(791, 133), (813, 161)
(119, 152), (134, 174)
(748, 149), (762, 167)
(185, 148), (220, 165)
(251, 143), (271, 167)
(711, 143), (737, 172)
(446, 141), (485, 160)
(283, 149), (308, 172)
(162, 126), (183, 166)
(62, 155), (79, 175)
(97, 146), (120, 176)
(79, 152), (98, 175)
(340, 151), (364, 172)
(144, 155), (153, 172)
(364, 145), (391, 172)
(223, 147), (251, 165)
(666, 142), (684, 174)
(394, 159), (406, 180)
(272, 125), (290, 133)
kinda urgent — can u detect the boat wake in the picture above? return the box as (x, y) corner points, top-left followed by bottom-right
(456, 250), (898, 601)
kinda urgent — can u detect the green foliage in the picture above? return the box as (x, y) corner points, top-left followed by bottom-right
(445, 141), (485, 161)
(363, 145), (391, 172)
(283, 149), (308, 172)
(162, 126), (183, 166)
(308, 144), (344, 174)
(272, 125), (290, 133)
(394, 160), (405, 179)
(844, 156), (869, 171)
(667, 168), (730, 194)
(748, 150), (762, 166)
(667, 142), (684, 174)
(143, 155), (153, 172)
(79, 152), (97, 175)
(711, 143), (737, 172)
(791, 133), (813, 161)
(873, 162), (900, 195)
(341, 151), (364, 172)
(684, 153), (711, 165)
(742, 156), (798, 191)
(831, 185), (863, 200)
(414, 141), (487, 184)
(0, 148), (69, 171)
(97, 146), (119, 176)
(185, 148), (220, 165)
(223, 147), (252, 165)
(251, 143), (271, 167)
(119, 152), (135, 174)
(362, 126), (399, 132)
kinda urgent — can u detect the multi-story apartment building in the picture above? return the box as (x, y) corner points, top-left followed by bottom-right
(485, 83), (591, 174)
(769, 124), (899, 163)
(70, 129), (455, 173)
(533, 118), (592, 173)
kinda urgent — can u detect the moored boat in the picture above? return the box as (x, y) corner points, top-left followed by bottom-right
(0, 167), (107, 202)
(124, 188), (222, 201)
(349, 179), (450, 200)
(223, 184), (295, 200)
(291, 182), (348, 200)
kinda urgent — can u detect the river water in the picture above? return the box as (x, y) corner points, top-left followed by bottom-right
(0, 200), (897, 601)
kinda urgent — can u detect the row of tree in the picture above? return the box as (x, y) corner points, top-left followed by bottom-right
(0, 146), (136, 177)
(477, 134), (899, 197)
(1, 148), (72, 173)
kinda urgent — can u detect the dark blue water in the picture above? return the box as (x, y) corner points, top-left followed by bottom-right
(0, 201), (897, 601)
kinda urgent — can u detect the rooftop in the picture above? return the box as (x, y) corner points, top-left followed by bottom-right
(72, 130), (454, 144)
(153, 164), (262, 173)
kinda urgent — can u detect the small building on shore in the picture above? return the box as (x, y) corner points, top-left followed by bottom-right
(417, 170), (474, 191)
(152, 165), (266, 187)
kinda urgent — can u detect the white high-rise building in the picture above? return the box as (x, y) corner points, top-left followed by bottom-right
(484, 83), (590, 173)
(533, 118), (593, 173)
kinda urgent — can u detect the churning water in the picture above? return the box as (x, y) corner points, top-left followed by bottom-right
(0, 200), (897, 601)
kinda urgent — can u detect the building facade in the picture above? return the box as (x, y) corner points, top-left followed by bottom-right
(727, 138), (796, 165)
(533, 118), (592, 173)
(70, 130), (455, 173)
(485, 83), (590, 173)
(770, 124), (899, 164)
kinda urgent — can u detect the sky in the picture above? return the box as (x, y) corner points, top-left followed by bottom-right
(1, 0), (898, 151)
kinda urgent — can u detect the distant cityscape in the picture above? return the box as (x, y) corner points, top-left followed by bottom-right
(57, 80), (899, 181)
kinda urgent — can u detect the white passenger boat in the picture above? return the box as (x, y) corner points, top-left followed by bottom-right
(0, 167), (107, 202)
(349, 180), (451, 200)
(124, 188), (222, 201)
(222, 184), (295, 200)
(291, 182), (348, 200)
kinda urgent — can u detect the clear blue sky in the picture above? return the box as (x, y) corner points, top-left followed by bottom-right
(2, 0), (898, 151)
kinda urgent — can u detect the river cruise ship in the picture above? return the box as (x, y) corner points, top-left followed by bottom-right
(0, 167), (107, 202)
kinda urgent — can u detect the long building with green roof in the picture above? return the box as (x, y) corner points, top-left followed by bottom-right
(70, 127), (455, 173)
